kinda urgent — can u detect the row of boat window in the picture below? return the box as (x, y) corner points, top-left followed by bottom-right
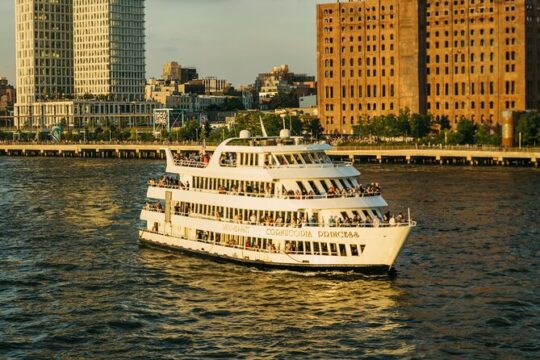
(194, 229), (365, 256)
(190, 176), (357, 197)
(173, 201), (383, 226)
(192, 176), (274, 195)
(218, 151), (332, 168)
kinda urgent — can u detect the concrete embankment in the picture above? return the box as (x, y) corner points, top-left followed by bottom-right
(0, 143), (538, 167)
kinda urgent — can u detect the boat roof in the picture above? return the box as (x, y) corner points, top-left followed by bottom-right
(216, 136), (332, 153)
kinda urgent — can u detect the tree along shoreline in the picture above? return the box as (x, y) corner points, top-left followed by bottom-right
(2, 110), (539, 147)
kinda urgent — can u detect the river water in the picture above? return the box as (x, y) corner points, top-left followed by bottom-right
(0, 158), (539, 359)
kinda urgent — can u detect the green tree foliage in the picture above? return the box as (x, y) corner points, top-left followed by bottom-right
(268, 91), (299, 110)
(474, 124), (501, 146)
(409, 113), (432, 139)
(302, 118), (324, 139)
(352, 110), (425, 140)
(437, 115), (451, 131)
(453, 119), (476, 144)
(516, 112), (539, 146)
(176, 119), (203, 141)
(223, 97), (245, 111)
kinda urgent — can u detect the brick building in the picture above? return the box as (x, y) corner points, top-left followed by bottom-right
(317, 0), (540, 134)
(426, 0), (540, 124)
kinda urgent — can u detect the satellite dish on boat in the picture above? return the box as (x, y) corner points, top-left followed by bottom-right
(280, 129), (291, 139)
(239, 130), (252, 139)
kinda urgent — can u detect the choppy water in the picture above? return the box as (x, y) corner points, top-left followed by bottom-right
(0, 157), (539, 359)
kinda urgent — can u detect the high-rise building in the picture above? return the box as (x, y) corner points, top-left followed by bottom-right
(317, 0), (540, 134)
(14, 0), (154, 128)
(73, 0), (145, 101)
(15, 0), (74, 105)
(317, 1), (426, 134)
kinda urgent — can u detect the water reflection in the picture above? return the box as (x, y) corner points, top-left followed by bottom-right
(1, 158), (538, 358)
(136, 248), (416, 357)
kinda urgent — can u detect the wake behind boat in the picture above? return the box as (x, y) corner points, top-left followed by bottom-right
(139, 129), (416, 275)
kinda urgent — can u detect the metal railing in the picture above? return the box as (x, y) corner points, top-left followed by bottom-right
(143, 208), (415, 229)
(334, 144), (540, 152)
(148, 184), (382, 200)
(173, 159), (208, 168)
(263, 161), (354, 169)
(141, 229), (280, 254)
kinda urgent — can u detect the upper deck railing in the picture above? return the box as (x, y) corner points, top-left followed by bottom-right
(263, 161), (354, 169)
(143, 208), (415, 229)
(173, 159), (208, 168)
(148, 183), (382, 200)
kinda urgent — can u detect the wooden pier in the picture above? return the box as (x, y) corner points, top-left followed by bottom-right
(0, 143), (538, 167)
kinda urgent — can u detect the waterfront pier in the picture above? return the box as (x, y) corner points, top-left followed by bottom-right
(328, 147), (539, 167)
(0, 143), (539, 167)
(0, 144), (216, 160)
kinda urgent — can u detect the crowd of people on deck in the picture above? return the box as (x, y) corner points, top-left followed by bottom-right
(147, 175), (183, 189)
(147, 173), (382, 200)
(151, 202), (407, 228)
(218, 184), (274, 197)
(219, 152), (237, 167)
(173, 152), (210, 166)
(144, 201), (164, 212)
(195, 230), (279, 253)
(282, 182), (382, 199)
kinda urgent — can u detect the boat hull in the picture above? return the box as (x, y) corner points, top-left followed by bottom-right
(139, 230), (397, 275)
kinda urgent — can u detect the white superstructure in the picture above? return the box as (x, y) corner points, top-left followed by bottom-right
(139, 131), (416, 274)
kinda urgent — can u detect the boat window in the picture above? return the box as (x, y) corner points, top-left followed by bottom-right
(220, 152), (237, 167)
(318, 180), (329, 193)
(297, 241), (304, 254)
(313, 242), (320, 255)
(330, 243), (338, 256)
(284, 154), (295, 165)
(308, 181), (321, 195)
(339, 244), (347, 256)
(341, 178), (351, 188)
(296, 181), (308, 194)
(264, 154), (273, 167)
(362, 210), (371, 220)
(300, 153), (311, 164)
(321, 242), (329, 255)
(293, 154), (304, 164)
(305, 241), (312, 255)
(320, 152), (332, 163)
(329, 179), (341, 190)
(350, 244), (359, 256)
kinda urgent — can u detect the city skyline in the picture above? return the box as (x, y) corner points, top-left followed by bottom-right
(0, 0), (320, 87)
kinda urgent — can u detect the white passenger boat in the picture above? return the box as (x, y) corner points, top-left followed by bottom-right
(139, 129), (416, 275)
